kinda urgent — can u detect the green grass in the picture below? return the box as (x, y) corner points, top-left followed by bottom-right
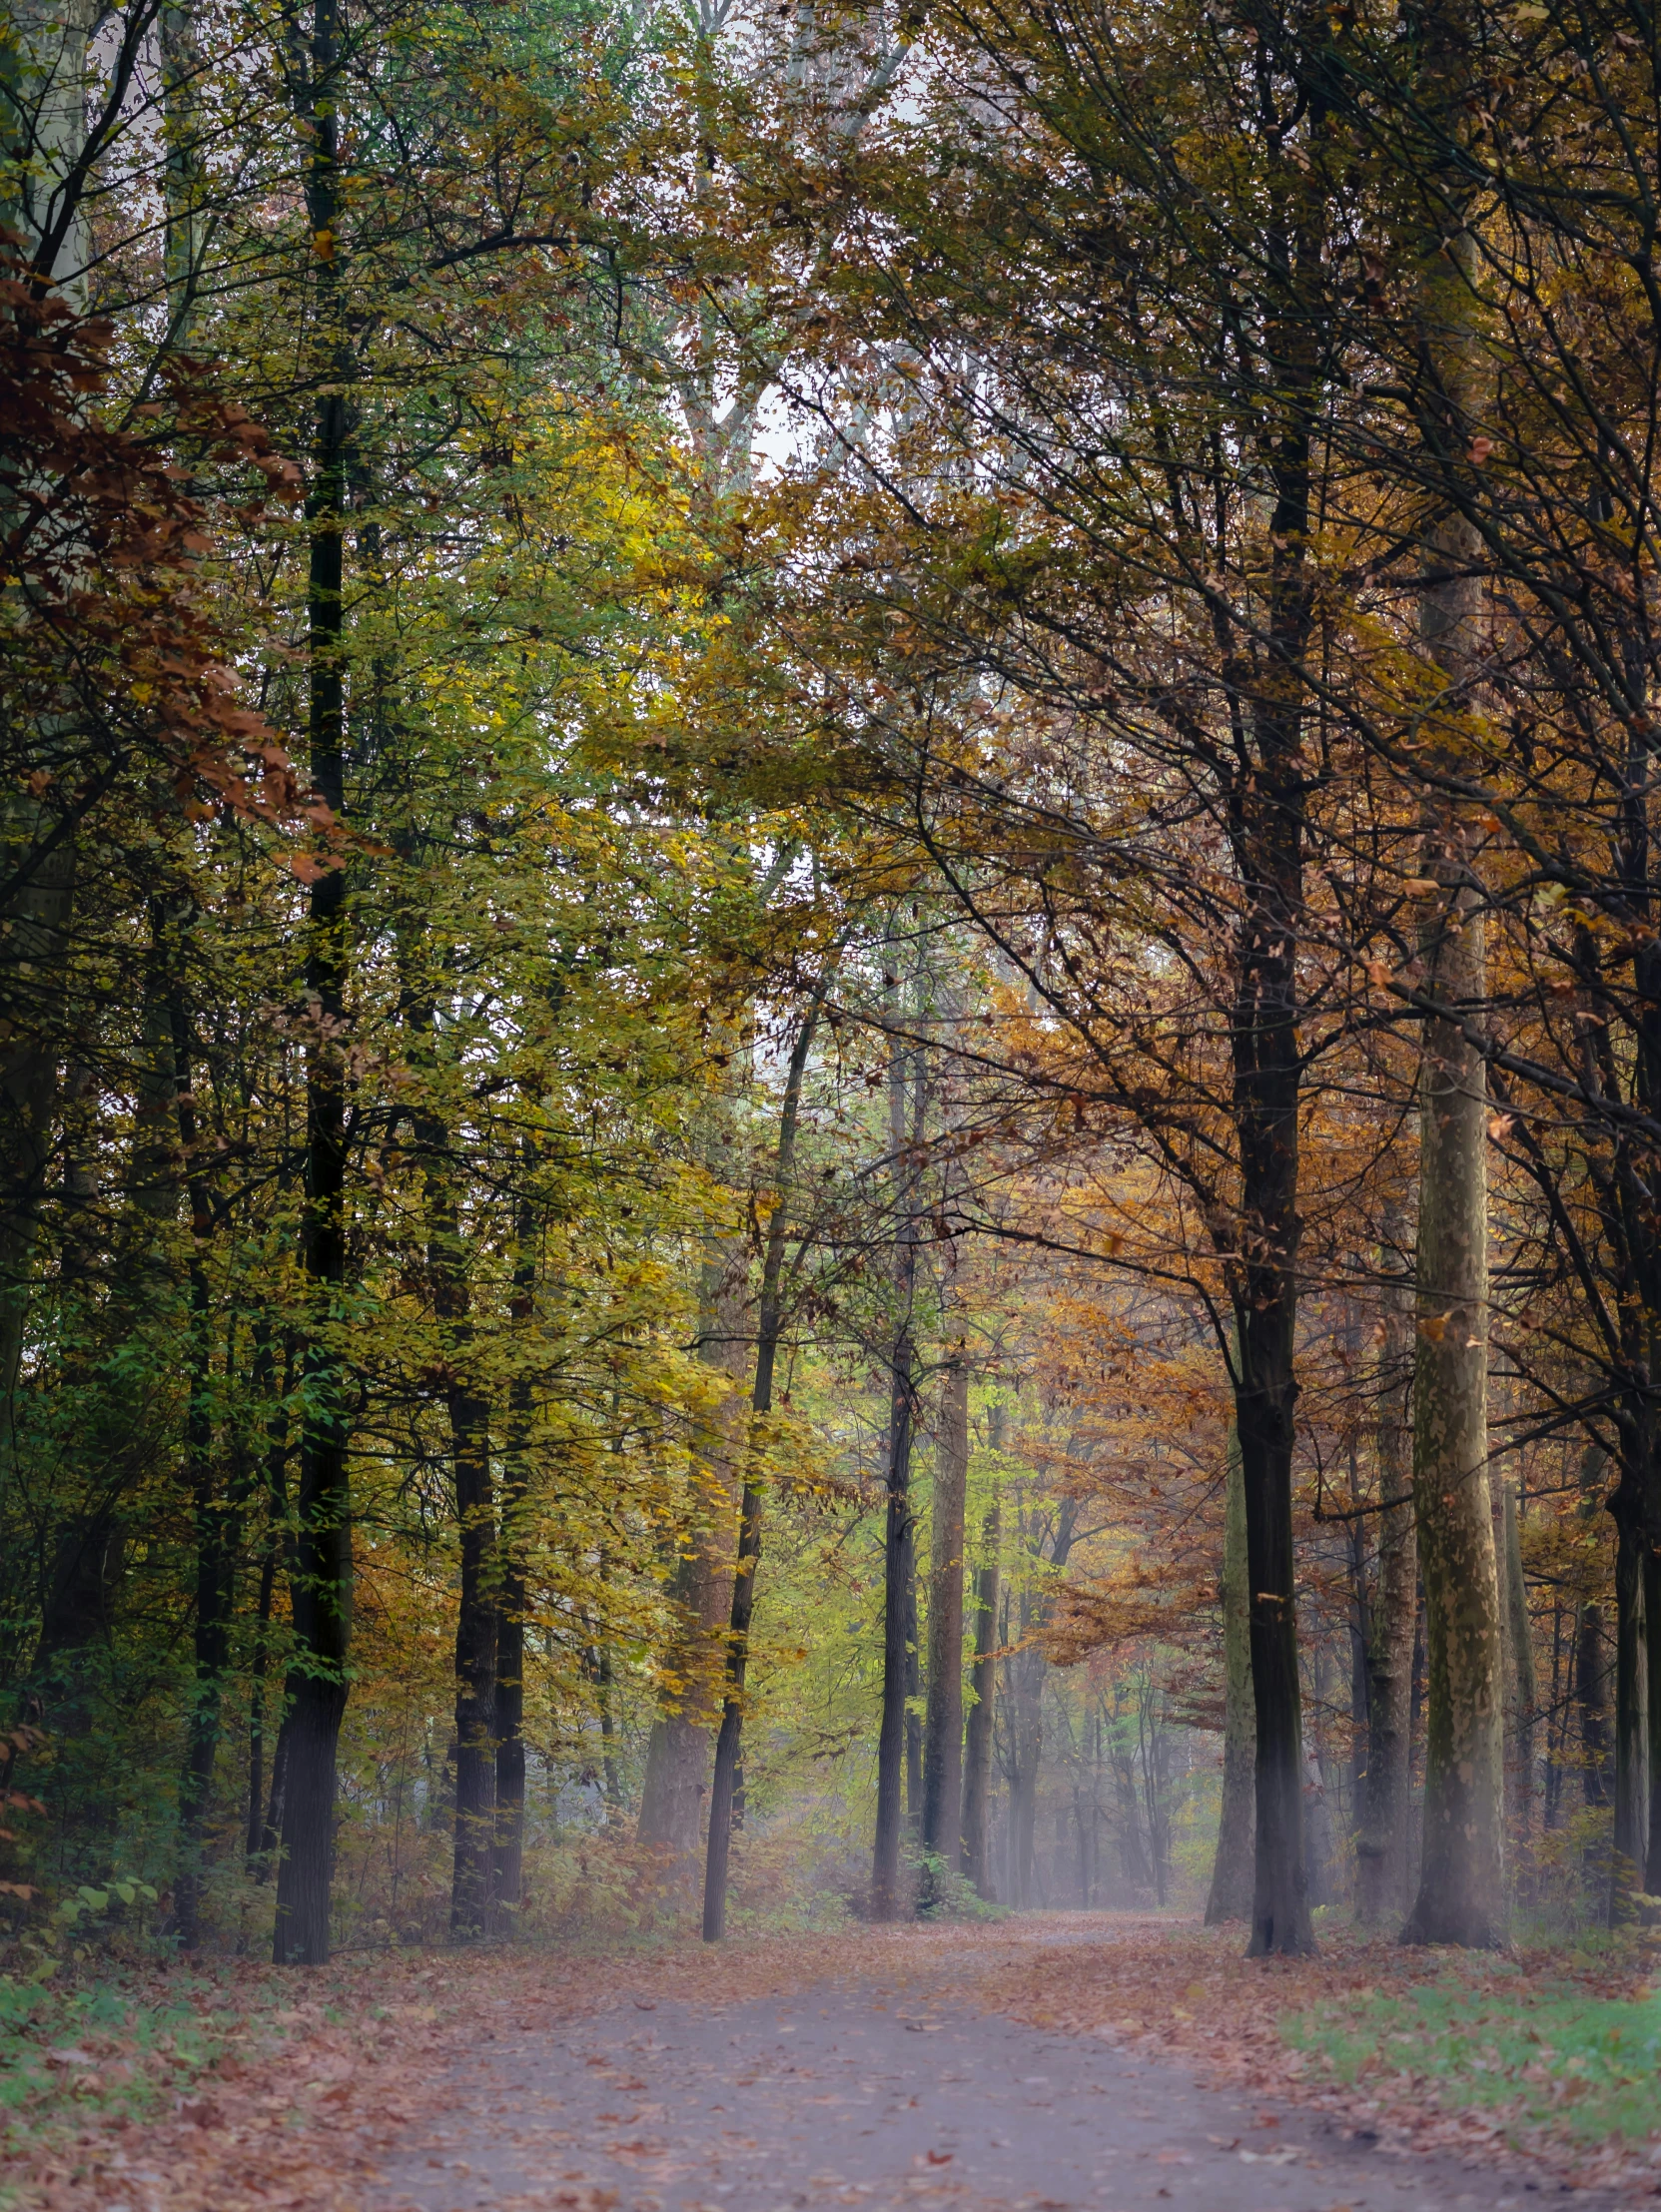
(1283, 1959), (1661, 2149)
(0, 1969), (250, 2129)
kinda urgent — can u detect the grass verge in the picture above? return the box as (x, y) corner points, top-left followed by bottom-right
(1282, 1948), (1661, 2153)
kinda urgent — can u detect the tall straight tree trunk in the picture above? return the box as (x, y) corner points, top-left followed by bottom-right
(396, 906), (497, 1937)
(872, 1286), (917, 1918)
(922, 1353), (969, 1864)
(425, 1146), (493, 1939)
(1577, 1599), (1610, 1807)
(1646, 1549), (1661, 1897)
(1231, 200), (1320, 1956)
(490, 1442), (525, 1926)
(1008, 1675), (1040, 1908)
(491, 1174), (538, 1931)
(170, 983), (231, 1949)
(904, 1549), (923, 1826)
(872, 978), (922, 1921)
(960, 1491), (1000, 1896)
(446, 1367), (494, 1936)
(1396, 0), (1504, 1962)
(1501, 1475), (1537, 1891)
(1358, 1227), (1418, 1923)
(1611, 1505), (1648, 1899)
(247, 1337), (290, 1869)
(636, 1251), (745, 1856)
(1401, 857), (1502, 1946)
(273, 0), (352, 1963)
(704, 989), (825, 1940)
(1206, 1420), (1254, 1922)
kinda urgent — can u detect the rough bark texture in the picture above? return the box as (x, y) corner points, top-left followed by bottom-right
(1357, 1235), (1418, 1925)
(1397, 0), (1505, 1966)
(1206, 1422), (1254, 1922)
(1401, 821), (1503, 1947)
(1227, 175), (1319, 1959)
(273, 0), (352, 1959)
(922, 1355), (968, 1865)
(872, 1004), (923, 1922)
(960, 1493), (1001, 1897)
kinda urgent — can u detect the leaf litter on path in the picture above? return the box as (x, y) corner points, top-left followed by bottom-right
(4, 1915), (1654, 2210)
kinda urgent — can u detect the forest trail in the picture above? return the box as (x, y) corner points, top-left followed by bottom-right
(369, 1924), (1570, 2212)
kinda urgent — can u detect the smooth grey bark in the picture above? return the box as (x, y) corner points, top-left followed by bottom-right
(922, 1353), (969, 1865)
(1205, 1419), (1254, 1922)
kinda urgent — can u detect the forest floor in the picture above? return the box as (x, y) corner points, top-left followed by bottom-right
(5, 1912), (1660, 2212)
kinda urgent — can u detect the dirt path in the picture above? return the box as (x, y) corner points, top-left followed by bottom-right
(370, 1946), (1573, 2212)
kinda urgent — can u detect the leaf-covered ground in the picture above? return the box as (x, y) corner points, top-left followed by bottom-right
(2, 1916), (1655, 2211)
(970, 1916), (1661, 2199)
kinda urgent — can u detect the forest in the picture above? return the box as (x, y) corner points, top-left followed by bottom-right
(5, 0), (1661, 2000)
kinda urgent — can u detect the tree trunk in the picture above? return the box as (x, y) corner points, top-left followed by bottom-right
(447, 1378), (494, 1937)
(1396, 0), (1504, 1964)
(1611, 1503), (1648, 1902)
(397, 927), (497, 1939)
(0, 828), (73, 1425)
(960, 1493), (1001, 1896)
(1357, 1232), (1417, 1924)
(872, 1312), (916, 1918)
(170, 986), (230, 1950)
(904, 1549), (924, 1828)
(1576, 1599), (1610, 1808)
(1230, 740), (1314, 1957)
(1206, 1420), (1254, 1922)
(1008, 1687), (1040, 1908)
(1400, 883), (1503, 1946)
(491, 1178), (537, 1932)
(273, 0), (352, 1963)
(704, 989), (825, 1940)
(636, 1265), (744, 1858)
(1502, 1475), (1537, 1894)
(872, 998), (922, 1921)
(249, 1338), (293, 1875)
(922, 1353), (968, 1865)
(1646, 1550), (1661, 1898)
(1238, 1292), (1311, 1954)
